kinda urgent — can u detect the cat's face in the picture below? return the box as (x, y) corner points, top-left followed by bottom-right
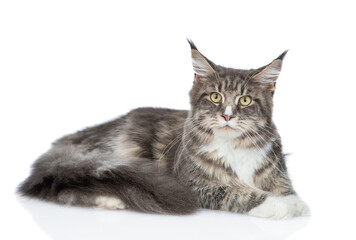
(188, 41), (286, 138)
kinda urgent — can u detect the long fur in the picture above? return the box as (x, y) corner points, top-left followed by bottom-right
(18, 146), (198, 214)
(18, 41), (309, 219)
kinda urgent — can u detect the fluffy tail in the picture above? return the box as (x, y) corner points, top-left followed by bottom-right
(18, 147), (198, 214)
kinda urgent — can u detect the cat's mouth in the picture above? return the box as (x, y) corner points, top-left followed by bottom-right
(221, 125), (234, 130)
(218, 124), (239, 133)
(218, 120), (237, 130)
(215, 119), (247, 135)
(220, 127), (237, 135)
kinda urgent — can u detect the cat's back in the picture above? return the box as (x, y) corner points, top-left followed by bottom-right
(116, 107), (188, 161)
(55, 107), (188, 160)
(124, 107), (188, 131)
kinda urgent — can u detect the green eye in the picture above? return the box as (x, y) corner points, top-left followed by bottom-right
(210, 92), (222, 103)
(239, 96), (252, 106)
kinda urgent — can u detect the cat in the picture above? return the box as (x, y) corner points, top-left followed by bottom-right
(18, 40), (310, 219)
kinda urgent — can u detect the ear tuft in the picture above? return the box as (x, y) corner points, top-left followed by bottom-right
(252, 50), (288, 90)
(187, 39), (198, 51)
(187, 39), (215, 78)
(276, 50), (288, 61)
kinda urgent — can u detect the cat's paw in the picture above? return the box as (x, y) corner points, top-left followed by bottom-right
(248, 196), (294, 219)
(248, 195), (310, 220)
(284, 194), (310, 216)
(95, 196), (127, 210)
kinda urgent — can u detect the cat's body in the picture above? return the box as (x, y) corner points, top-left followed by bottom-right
(18, 41), (309, 219)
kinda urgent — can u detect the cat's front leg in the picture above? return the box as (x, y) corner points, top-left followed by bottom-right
(193, 182), (268, 214)
(253, 171), (310, 218)
(193, 180), (308, 219)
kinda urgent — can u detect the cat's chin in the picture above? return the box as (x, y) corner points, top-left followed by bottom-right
(214, 126), (243, 139)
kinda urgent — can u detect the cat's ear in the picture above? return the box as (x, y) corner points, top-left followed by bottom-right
(252, 50), (288, 91)
(187, 39), (216, 81)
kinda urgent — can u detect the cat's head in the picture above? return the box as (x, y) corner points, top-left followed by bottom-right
(187, 40), (287, 139)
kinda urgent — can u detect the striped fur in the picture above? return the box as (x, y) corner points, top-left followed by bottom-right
(18, 41), (309, 219)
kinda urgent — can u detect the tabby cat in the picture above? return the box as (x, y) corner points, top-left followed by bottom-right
(18, 40), (310, 219)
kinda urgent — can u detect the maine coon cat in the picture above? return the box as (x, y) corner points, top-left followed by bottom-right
(18, 40), (309, 219)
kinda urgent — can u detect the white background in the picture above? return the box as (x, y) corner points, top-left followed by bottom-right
(1, 1), (355, 239)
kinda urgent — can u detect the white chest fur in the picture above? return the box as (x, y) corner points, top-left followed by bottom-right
(202, 130), (273, 186)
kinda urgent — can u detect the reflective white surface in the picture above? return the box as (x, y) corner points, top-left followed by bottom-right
(1, 0), (356, 239)
(12, 195), (310, 240)
(5, 150), (354, 240)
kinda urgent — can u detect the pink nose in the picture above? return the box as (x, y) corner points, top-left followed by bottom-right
(222, 115), (233, 122)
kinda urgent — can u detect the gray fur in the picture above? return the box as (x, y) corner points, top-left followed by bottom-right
(18, 40), (302, 216)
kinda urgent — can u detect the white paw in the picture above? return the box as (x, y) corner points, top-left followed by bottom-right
(248, 195), (310, 220)
(284, 194), (310, 216)
(95, 196), (127, 210)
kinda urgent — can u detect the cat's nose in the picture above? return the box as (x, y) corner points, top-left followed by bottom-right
(221, 114), (234, 122)
(222, 105), (234, 121)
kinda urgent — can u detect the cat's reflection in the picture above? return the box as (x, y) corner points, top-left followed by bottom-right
(18, 196), (309, 240)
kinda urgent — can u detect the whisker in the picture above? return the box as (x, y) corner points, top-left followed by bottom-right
(157, 120), (199, 164)
(239, 124), (289, 178)
(174, 122), (201, 162)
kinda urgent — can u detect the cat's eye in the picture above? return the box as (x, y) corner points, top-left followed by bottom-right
(239, 96), (252, 106)
(210, 92), (222, 103)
